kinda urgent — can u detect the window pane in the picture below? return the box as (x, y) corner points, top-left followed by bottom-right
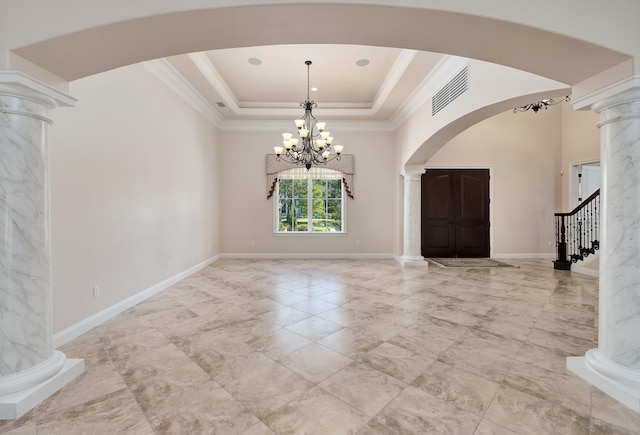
(327, 199), (342, 231)
(327, 179), (342, 199)
(278, 198), (293, 231)
(295, 199), (308, 231)
(279, 179), (292, 198)
(293, 179), (307, 199)
(276, 170), (344, 233)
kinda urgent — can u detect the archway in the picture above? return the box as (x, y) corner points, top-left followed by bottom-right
(2, 1), (640, 418)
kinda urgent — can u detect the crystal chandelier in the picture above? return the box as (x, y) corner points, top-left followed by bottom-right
(274, 60), (344, 170)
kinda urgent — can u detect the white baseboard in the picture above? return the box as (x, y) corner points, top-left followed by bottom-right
(571, 251), (600, 277)
(52, 251), (559, 349)
(571, 266), (599, 277)
(220, 253), (397, 260)
(492, 253), (555, 259)
(53, 255), (220, 348)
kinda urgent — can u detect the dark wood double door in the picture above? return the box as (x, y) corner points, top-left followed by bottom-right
(421, 169), (490, 258)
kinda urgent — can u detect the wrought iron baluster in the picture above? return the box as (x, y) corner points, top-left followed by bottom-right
(553, 189), (599, 270)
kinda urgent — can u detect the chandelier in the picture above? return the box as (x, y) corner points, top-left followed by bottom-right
(274, 60), (344, 170)
(513, 96), (570, 113)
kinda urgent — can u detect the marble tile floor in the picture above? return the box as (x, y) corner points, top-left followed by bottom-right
(2, 258), (640, 434)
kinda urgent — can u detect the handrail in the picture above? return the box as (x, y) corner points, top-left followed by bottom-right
(555, 188), (601, 217)
(553, 189), (600, 270)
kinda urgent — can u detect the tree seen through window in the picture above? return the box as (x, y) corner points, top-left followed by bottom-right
(277, 168), (344, 232)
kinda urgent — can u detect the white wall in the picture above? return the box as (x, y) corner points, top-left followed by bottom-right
(49, 64), (221, 333)
(426, 108), (563, 257)
(219, 130), (398, 256)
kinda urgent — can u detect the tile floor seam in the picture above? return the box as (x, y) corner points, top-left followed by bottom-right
(516, 296), (596, 424)
(99, 337), (159, 435)
(5, 259), (639, 435)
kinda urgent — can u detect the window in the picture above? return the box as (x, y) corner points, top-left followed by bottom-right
(275, 167), (344, 233)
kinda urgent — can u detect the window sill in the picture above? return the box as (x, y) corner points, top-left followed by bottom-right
(273, 232), (346, 236)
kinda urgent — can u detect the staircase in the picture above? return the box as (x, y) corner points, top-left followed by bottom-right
(553, 189), (600, 270)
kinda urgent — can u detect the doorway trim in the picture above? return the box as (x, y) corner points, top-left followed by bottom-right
(423, 165), (494, 258)
(568, 159), (600, 209)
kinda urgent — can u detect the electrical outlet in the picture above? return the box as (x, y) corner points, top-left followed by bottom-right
(93, 285), (100, 297)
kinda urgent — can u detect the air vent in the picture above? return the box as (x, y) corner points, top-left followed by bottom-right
(432, 65), (469, 116)
(216, 101), (226, 108)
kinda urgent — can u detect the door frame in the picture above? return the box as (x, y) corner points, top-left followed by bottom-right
(423, 165), (494, 258)
(568, 159), (600, 209)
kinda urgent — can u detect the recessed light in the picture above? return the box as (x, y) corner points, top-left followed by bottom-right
(356, 59), (370, 67)
(311, 87), (318, 92)
(248, 58), (262, 66)
(216, 101), (226, 107)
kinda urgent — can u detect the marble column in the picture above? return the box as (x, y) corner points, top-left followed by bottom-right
(567, 89), (640, 413)
(0, 76), (83, 420)
(400, 167), (427, 267)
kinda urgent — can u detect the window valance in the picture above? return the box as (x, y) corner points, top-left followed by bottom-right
(266, 154), (354, 199)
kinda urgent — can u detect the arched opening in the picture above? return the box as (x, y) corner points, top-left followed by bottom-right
(9, 4), (629, 167)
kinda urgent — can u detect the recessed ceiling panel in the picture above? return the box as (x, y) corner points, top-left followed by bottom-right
(204, 44), (402, 107)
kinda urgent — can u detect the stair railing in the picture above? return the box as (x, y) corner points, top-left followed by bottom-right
(553, 189), (600, 270)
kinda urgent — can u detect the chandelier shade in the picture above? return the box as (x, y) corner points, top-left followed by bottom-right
(274, 60), (344, 170)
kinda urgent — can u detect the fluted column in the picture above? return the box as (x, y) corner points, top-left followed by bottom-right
(567, 89), (640, 413)
(0, 76), (83, 420)
(400, 167), (427, 267)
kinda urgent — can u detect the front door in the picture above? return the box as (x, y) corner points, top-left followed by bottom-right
(421, 169), (490, 258)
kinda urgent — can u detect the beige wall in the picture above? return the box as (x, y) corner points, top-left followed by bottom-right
(397, 58), (568, 169)
(43, 60), (601, 336)
(219, 130), (398, 256)
(49, 64), (221, 333)
(426, 108), (563, 256)
(560, 103), (600, 210)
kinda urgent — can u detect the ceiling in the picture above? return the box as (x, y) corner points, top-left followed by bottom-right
(158, 45), (445, 125)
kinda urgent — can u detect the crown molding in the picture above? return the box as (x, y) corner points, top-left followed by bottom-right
(189, 49), (418, 119)
(142, 59), (224, 126)
(145, 53), (469, 133)
(371, 49), (417, 112)
(216, 118), (395, 132)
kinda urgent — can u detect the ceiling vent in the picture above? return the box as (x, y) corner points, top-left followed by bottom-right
(216, 101), (226, 108)
(432, 65), (469, 116)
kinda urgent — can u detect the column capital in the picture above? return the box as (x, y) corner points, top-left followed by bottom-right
(402, 165), (424, 180)
(0, 71), (76, 108)
(592, 88), (640, 112)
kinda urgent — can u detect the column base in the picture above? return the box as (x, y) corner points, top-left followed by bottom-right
(0, 353), (84, 420)
(400, 255), (427, 267)
(567, 348), (640, 413)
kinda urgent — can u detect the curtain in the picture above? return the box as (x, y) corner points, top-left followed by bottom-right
(266, 154), (354, 199)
